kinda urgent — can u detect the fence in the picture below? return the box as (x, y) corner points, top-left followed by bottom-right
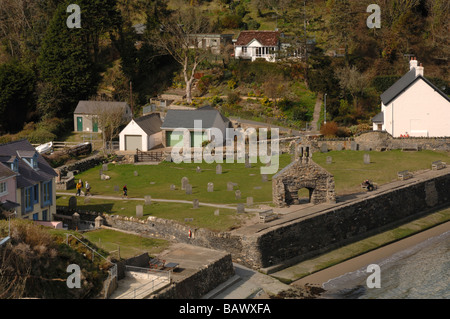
(135, 149), (165, 162)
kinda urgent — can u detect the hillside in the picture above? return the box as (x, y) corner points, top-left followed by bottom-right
(0, 0), (448, 140)
(0, 219), (110, 299)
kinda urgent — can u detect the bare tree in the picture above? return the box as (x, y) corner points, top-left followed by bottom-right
(149, 8), (211, 104)
(92, 101), (129, 152)
(335, 65), (369, 108)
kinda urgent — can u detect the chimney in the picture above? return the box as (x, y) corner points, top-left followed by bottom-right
(416, 63), (424, 77)
(409, 57), (418, 70)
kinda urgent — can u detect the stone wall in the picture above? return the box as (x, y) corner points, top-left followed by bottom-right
(245, 171), (450, 270)
(57, 153), (105, 176)
(153, 253), (235, 299)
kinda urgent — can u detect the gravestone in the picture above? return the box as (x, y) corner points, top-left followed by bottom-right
(326, 156), (332, 164)
(214, 209), (220, 216)
(144, 195), (152, 205)
(170, 184), (176, 191)
(364, 153), (371, 164)
(246, 197), (253, 206)
(196, 166), (201, 173)
(184, 218), (193, 222)
(134, 171), (139, 176)
(114, 185), (119, 192)
(320, 143), (328, 153)
(69, 196), (77, 210)
(185, 184), (193, 195)
(235, 190), (241, 200)
(261, 174), (268, 182)
(72, 212), (80, 230)
(207, 183), (214, 192)
(336, 144), (343, 151)
(181, 177), (189, 190)
(102, 163), (108, 171)
(351, 141), (358, 151)
(216, 164), (222, 175)
(136, 205), (143, 218)
(193, 199), (199, 209)
(227, 182), (234, 191)
(84, 197), (90, 204)
(245, 155), (252, 168)
(99, 169), (103, 177)
(95, 216), (103, 228)
(237, 203), (245, 214)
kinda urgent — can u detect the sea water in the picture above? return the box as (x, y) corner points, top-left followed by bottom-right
(321, 230), (450, 299)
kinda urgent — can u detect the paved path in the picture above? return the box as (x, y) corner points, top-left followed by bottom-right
(310, 95), (322, 133)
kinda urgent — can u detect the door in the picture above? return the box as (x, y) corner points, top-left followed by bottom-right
(166, 131), (184, 147)
(125, 135), (142, 151)
(93, 119), (98, 132)
(77, 117), (83, 132)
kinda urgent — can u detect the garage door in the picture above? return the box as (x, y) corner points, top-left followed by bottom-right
(125, 135), (142, 151)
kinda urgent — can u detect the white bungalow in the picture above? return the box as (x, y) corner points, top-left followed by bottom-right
(119, 113), (163, 151)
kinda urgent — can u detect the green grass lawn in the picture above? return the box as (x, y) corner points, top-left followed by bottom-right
(312, 150), (450, 195)
(69, 155), (292, 205)
(82, 228), (169, 260)
(56, 195), (250, 232)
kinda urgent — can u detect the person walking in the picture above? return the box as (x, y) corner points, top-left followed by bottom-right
(122, 185), (128, 198)
(85, 181), (91, 196)
(76, 180), (82, 196)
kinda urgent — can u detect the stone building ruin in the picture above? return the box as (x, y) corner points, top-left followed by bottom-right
(272, 141), (336, 207)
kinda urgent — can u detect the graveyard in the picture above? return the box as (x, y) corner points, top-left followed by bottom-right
(56, 149), (450, 231)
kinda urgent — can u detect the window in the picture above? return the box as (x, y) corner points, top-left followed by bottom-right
(33, 184), (39, 204)
(42, 210), (48, 221)
(43, 181), (52, 207)
(0, 182), (7, 195)
(33, 213), (38, 221)
(10, 159), (18, 172)
(242, 46), (247, 54)
(24, 187), (33, 212)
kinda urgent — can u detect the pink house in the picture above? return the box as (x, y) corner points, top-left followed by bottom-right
(0, 162), (18, 214)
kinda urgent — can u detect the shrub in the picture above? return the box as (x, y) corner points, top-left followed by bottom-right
(227, 91), (241, 105)
(320, 121), (339, 137)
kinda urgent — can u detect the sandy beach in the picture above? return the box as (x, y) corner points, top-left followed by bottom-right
(292, 221), (450, 288)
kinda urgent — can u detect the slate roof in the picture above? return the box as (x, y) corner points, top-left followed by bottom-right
(380, 69), (450, 105)
(0, 140), (57, 189)
(161, 106), (230, 130)
(0, 162), (16, 179)
(134, 113), (163, 136)
(372, 112), (384, 123)
(74, 101), (130, 114)
(235, 30), (280, 46)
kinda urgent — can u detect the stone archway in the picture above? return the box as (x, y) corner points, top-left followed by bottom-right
(272, 145), (336, 207)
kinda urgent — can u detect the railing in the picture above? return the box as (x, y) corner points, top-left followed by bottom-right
(135, 149), (165, 162)
(117, 265), (171, 299)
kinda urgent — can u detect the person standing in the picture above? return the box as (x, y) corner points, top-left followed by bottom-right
(76, 180), (82, 196)
(122, 185), (128, 198)
(85, 181), (91, 196)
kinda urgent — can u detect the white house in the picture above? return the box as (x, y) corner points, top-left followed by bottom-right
(119, 113), (163, 151)
(372, 58), (450, 137)
(234, 30), (281, 62)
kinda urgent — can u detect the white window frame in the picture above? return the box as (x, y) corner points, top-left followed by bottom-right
(0, 181), (7, 195)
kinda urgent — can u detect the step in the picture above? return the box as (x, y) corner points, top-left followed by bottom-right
(201, 275), (242, 299)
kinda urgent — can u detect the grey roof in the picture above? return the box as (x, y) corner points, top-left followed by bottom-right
(134, 113), (162, 136)
(74, 101), (130, 115)
(0, 140), (57, 188)
(381, 69), (450, 105)
(161, 106), (230, 130)
(372, 112), (384, 123)
(0, 162), (16, 179)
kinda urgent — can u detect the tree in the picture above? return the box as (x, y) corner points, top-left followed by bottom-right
(92, 101), (128, 151)
(335, 65), (369, 109)
(0, 62), (36, 133)
(38, 2), (98, 117)
(148, 7), (212, 104)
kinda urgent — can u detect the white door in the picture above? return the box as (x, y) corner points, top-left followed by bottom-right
(125, 135), (142, 151)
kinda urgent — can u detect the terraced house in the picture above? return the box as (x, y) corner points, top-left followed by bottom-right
(0, 140), (58, 221)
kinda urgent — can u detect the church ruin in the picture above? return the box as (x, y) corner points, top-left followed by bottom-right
(272, 140), (336, 207)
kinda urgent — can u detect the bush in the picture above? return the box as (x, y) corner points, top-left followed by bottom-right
(320, 121), (339, 137)
(27, 128), (56, 144)
(227, 91), (241, 105)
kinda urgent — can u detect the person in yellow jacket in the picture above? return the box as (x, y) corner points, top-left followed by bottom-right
(76, 181), (82, 196)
